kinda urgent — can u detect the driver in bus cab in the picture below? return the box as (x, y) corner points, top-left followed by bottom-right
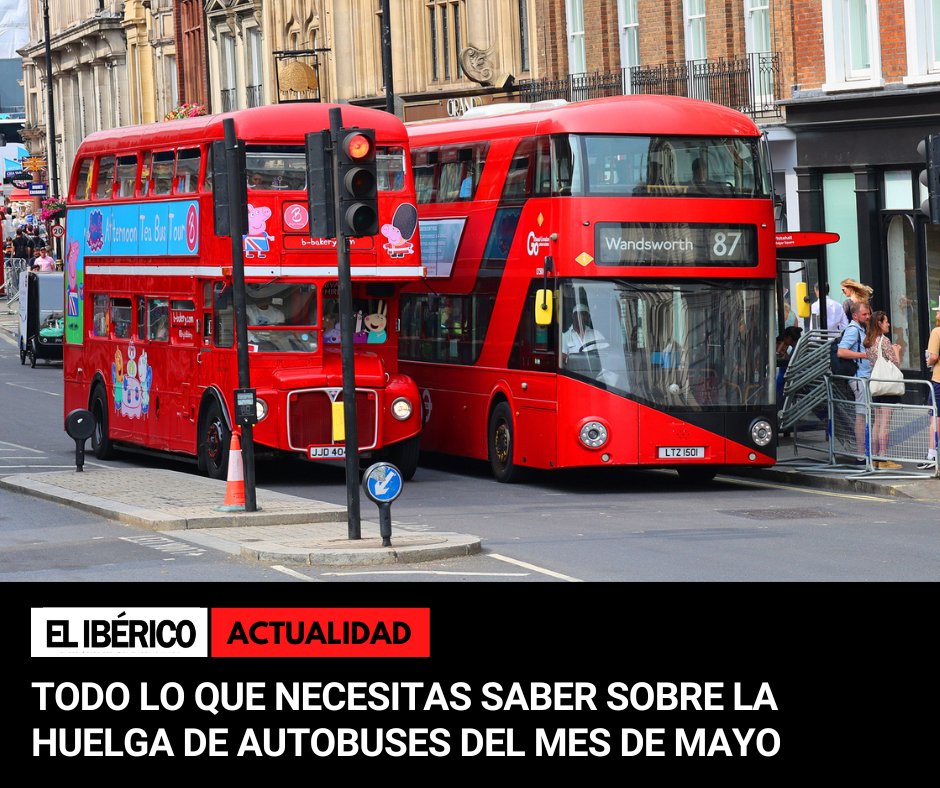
(562, 303), (607, 357)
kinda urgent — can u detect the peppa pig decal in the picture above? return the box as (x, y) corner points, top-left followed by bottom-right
(381, 203), (418, 258)
(111, 342), (155, 421)
(66, 240), (81, 318)
(243, 204), (274, 258)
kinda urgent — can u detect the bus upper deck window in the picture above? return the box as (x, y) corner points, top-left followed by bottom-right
(116, 155), (138, 198)
(152, 151), (175, 195)
(176, 149), (201, 194)
(73, 158), (93, 201)
(95, 156), (115, 199)
(141, 152), (152, 195)
(377, 147), (406, 192)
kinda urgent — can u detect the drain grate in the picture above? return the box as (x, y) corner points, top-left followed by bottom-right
(719, 508), (839, 521)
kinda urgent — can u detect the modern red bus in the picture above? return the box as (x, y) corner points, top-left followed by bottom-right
(402, 95), (776, 482)
(63, 103), (425, 479)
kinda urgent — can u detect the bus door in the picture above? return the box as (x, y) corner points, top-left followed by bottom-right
(168, 298), (200, 444)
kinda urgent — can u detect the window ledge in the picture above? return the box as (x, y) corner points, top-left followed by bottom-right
(902, 73), (940, 87)
(820, 78), (885, 93)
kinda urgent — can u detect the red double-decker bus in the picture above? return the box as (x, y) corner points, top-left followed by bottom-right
(401, 95), (776, 482)
(63, 103), (425, 479)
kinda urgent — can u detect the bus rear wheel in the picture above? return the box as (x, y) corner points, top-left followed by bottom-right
(488, 401), (520, 483)
(90, 385), (115, 460)
(199, 399), (231, 480)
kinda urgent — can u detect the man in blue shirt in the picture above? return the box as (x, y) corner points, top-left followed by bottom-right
(837, 300), (872, 461)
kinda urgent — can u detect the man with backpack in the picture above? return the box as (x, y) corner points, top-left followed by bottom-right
(11, 227), (34, 261)
(837, 301), (872, 461)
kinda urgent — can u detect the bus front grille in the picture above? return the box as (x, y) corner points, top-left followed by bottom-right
(287, 389), (379, 451)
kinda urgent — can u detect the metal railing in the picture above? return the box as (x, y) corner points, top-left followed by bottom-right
(2, 258), (29, 307)
(516, 52), (782, 119)
(220, 88), (237, 112)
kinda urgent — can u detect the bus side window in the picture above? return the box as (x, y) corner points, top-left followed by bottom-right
(176, 148), (201, 194)
(116, 155), (138, 198)
(92, 295), (110, 337)
(152, 151), (175, 196)
(141, 152), (152, 195)
(73, 158), (93, 201)
(95, 156), (116, 200)
(502, 137), (537, 201)
(136, 297), (147, 340)
(110, 297), (132, 339)
(213, 283), (234, 348)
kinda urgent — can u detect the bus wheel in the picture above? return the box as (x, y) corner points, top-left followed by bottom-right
(199, 399), (231, 480)
(90, 385), (115, 460)
(488, 401), (519, 483)
(19, 341), (25, 365)
(676, 466), (718, 483)
(29, 338), (37, 368)
(385, 435), (420, 481)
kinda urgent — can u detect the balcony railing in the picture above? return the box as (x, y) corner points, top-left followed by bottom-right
(220, 88), (237, 113)
(516, 52), (782, 120)
(246, 85), (263, 108)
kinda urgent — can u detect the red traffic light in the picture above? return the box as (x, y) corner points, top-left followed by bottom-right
(344, 133), (374, 161)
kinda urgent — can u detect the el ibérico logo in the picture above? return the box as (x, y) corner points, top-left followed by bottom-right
(186, 204), (198, 251)
(283, 203), (309, 231)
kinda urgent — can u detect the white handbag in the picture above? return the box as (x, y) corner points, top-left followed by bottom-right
(870, 339), (905, 397)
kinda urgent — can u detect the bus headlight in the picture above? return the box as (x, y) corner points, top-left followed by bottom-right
(579, 421), (609, 449)
(750, 419), (773, 447)
(391, 397), (413, 420)
(255, 398), (269, 423)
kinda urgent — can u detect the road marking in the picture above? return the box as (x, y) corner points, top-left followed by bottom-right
(5, 382), (62, 397)
(720, 475), (892, 502)
(272, 565), (321, 581)
(488, 553), (584, 582)
(119, 534), (206, 557)
(319, 569), (530, 577)
(0, 441), (43, 453)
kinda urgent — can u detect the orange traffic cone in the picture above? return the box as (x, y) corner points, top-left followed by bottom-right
(216, 431), (246, 511)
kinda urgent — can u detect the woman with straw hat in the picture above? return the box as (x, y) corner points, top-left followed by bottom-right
(840, 277), (874, 322)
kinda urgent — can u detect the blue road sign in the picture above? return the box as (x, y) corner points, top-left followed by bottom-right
(362, 462), (403, 504)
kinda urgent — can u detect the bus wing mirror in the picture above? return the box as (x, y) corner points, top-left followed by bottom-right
(535, 289), (553, 326)
(795, 281), (810, 318)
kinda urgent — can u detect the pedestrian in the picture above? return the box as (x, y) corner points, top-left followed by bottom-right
(864, 310), (903, 469)
(31, 245), (57, 272)
(776, 325), (803, 402)
(1, 208), (14, 242)
(836, 300), (872, 463)
(840, 278), (873, 322)
(920, 301), (940, 469)
(11, 227), (34, 261)
(811, 282), (848, 331)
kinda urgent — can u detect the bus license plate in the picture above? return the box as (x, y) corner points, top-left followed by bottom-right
(658, 446), (705, 459)
(309, 446), (345, 459)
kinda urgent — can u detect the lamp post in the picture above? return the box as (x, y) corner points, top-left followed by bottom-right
(41, 0), (60, 260)
(42, 0), (59, 199)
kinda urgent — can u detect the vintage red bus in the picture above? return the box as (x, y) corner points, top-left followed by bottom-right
(63, 103), (425, 479)
(402, 95), (777, 482)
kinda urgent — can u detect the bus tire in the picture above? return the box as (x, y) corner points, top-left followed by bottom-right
(199, 398), (231, 480)
(19, 340), (25, 365)
(385, 435), (420, 481)
(488, 401), (519, 483)
(90, 385), (116, 460)
(676, 466), (718, 483)
(29, 338), (37, 368)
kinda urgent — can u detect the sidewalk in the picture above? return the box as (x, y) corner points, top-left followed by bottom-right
(0, 468), (482, 566)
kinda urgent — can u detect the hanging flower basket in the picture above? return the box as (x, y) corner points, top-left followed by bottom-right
(39, 197), (67, 222)
(164, 102), (208, 121)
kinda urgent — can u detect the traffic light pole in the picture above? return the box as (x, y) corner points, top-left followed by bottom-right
(329, 107), (362, 539)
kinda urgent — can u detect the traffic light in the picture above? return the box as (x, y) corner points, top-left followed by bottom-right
(337, 127), (378, 237)
(305, 130), (335, 239)
(918, 133), (940, 224)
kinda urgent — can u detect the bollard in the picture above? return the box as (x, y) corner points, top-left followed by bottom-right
(64, 408), (96, 472)
(361, 462), (404, 547)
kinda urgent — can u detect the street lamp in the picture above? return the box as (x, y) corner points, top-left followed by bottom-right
(42, 0), (59, 199)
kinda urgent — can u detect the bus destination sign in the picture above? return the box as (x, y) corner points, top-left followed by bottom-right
(595, 223), (757, 267)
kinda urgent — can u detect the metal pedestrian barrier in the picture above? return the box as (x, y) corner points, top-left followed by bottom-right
(3, 258), (29, 308)
(778, 329), (938, 478)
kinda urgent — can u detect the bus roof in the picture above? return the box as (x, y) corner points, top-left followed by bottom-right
(75, 103), (410, 154)
(407, 94), (762, 144)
